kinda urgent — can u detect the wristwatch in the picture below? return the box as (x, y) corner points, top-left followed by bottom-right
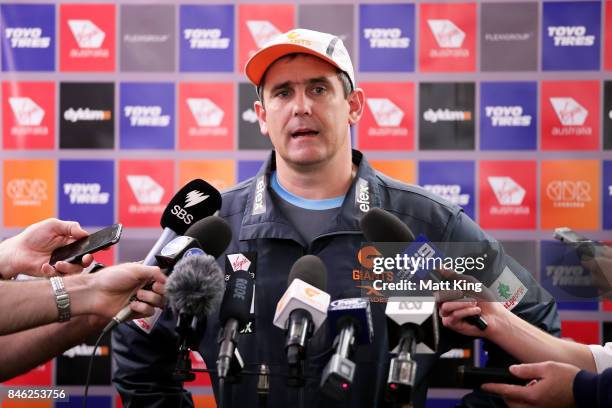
(50, 276), (71, 322)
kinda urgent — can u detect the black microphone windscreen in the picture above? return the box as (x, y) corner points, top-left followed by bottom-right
(184, 216), (232, 258)
(166, 253), (224, 317)
(219, 270), (254, 326)
(360, 207), (415, 243)
(288, 254), (327, 291)
(160, 179), (222, 234)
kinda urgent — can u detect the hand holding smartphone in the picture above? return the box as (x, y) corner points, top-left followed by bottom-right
(50, 224), (123, 265)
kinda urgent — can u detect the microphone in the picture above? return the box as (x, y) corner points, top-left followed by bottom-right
(217, 270), (254, 380)
(360, 208), (487, 330)
(320, 297), (373, 400)
(155, 216), (232, 269)
(273, 255), (331, 386)
(165, 253), (225, 382)
(106, 180), (222, 330)
(385, 297), (439, 404)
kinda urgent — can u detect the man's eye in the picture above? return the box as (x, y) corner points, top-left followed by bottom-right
(311, 86), (326, 95)
(275, 90), (289, 98)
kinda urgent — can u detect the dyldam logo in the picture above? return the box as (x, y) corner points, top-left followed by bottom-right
(7, 179), (48, 206)
(550, 98), (588, 126)
(485, 106), (532, 127)
(187, 98), (224, 127)
(242, 108), (258, 124)
(427, 19), (465, 48)
(63, 183), (109, 205)
(488, 177), (525, 206)
(184, 28), (230, 49)
(366, 98), (404, 127)
(423, 108), (471, 123)
(5, 27), (51, 48)
(67, 19), (105, 49)
(363, 28), (410, 48)
(546, 180), (591, 208)
(423, 184), (470, 206)
(547, 26), (595, 47)
(126, 175), (164, 205)
(246, 20), (281, 48)
(124, 105), (170, 127)
(64, 107), (111, 123)
(9, 97), (45, 126)
(63, 344), (109, 358)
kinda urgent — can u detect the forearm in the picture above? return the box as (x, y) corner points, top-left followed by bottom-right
(488, 310), (596, 371)
(0, 280), (59, 335)
(0, 315), (106, 382)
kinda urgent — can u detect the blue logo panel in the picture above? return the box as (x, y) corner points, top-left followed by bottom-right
(418, 161), (475, 220)
(604, 161), (612, 229)
(542, 1), (600, 71)
(1, 4), (55, 71)
(480, 82), (537, 150)
(59, 160), (114, 227)
(540, 240), (598, 311)
(179, 5), (234, 72)
(359, 4), (414, 72)
(238, 161), (263, 182)
(120, 82), (174, 149)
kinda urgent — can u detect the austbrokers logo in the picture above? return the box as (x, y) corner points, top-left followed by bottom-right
(7, 179), (47, 206)
(549, 97), (590, 136)
(548, 26), (595, 47)
(363, 28), (410, 48)
(485, 106), (531, 127)
(67, 19), (108, 58)
(246, 20), (281, 48)
(127, 175), (165, 213)
(9, 97), (45, 127)
(63, 183), (109, 204)
(5, 27), (51, 48)
(64, 108), (111, 123)
(124, 105), (169, 127)
(546, 180), (591, 208)
(423, 108), (471, 123)
(184, 28), (230, 49)
(488, 176), (529, 215)
(424, 184), (469, 206)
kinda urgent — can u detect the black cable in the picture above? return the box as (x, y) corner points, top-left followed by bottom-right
(82, 330), (105, 408)
(218, 377), (225, 408)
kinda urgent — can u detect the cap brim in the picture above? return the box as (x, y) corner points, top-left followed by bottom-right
(245, 43), (342, 87)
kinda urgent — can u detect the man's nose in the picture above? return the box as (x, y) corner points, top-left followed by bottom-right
(292, 91), (312, 116)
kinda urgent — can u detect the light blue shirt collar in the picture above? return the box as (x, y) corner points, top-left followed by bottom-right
(270, 171), (344, 210)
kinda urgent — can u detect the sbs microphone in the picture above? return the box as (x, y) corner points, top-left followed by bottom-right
(155, 216), (233, 269)
(108, 179), (222, 330)
(217, 270), (254, 379)
(320, 297), (373, 400)
(165, 253), (225, 382)
(360, 208), (487, 330)
(273, 255), (331, 385)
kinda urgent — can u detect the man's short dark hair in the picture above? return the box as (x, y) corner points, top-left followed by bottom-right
(256, 53), (353, 108)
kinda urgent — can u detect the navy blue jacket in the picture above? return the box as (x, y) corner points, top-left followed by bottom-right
(112, 150), (560, 408)
(574, 368), (612, 408)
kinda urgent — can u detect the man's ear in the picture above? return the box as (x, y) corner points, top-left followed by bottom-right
(254, 100), (269, 136)
(347, 88), (365, 125)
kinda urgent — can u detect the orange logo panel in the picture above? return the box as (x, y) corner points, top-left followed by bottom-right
(540, 160), (599, 230)
(370, 160), (415, 184)
(179, 160), (236, 192)
(3, 160), (55, 227)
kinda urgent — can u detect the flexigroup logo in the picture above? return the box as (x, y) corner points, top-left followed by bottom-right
(238, 4), (294, 70)
(179, 83), (234, 150)
(541, 160), (599, 230)
(480, 161), (535, 229)
(542, 2), (600, 71)
(1, 4), (55, 71)
(419, 161), (474, 219)
(359, 4), (415, 72)
(359, 83), (413, 150)
(541, 81), (599, 151)
(419, 3), (476, 72)
(119, 161), (173, 227)
(480, 82), (537, 150)
(60, 4), (115, 71)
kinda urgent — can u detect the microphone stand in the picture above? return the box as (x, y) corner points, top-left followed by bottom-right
(172, 312), (201, 383)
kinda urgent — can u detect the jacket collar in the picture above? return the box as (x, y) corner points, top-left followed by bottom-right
(239, 149), (381, 242)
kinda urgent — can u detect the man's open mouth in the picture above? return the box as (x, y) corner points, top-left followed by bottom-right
(291, 129), (319, 138)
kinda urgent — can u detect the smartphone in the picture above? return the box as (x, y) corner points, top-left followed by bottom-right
(50, 223), (123, 265)
(554, 227), (598, 258)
